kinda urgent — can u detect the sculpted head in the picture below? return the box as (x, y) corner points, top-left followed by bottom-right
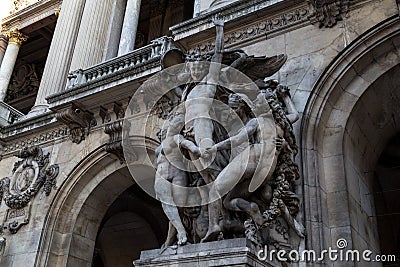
(252, 91), (271, 116)
(167, 106), (185, 130)
(186, 53), (207, 81)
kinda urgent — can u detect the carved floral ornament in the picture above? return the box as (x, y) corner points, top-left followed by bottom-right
(308, 0), (349, 28)
(5, 29), (28, 46)
(0, 146), (59, 235)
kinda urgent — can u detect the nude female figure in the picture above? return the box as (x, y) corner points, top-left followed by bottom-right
(201, 92), (278, 237)
(205, 91), (304, 238)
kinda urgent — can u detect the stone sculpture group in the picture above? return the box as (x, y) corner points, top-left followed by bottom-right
(145, 14), (305, 254)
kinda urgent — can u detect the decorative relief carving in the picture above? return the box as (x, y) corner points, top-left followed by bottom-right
(2, 127), (69, 154)
(0, 146), (59, 234)
(5, 206), (30, 234)
(5, 63), (42, 103)
(5, 29), (28, 46)
(308, 0), (349, 27)
(188, 7), (309, 54)
(55, 103), (97, 144)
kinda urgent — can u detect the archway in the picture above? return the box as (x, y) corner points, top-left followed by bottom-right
(35, 143), (163, 267)
(373, 134), (400, 264)
(301, 15), (400, 262)
(92, 184), (168, 267)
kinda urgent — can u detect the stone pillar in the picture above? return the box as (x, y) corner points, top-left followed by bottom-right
(0, 35), (8, 67)
(103, 0), (127, 61)
(30, 0), (86, 114)
(0, 29), (28, 101)
(69, 0), (112, 71)
(117, 0), (142, 56)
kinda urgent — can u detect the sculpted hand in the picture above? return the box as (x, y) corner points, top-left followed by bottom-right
(212, 13), (224, 27)
(277, 85), (290, 97)
(274, 137), (287, 150)
(192, 147), (202, 157)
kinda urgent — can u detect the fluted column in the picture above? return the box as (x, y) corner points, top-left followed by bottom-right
(30, 0), (86, 114)
(69, 0), (112, 71)
(0, 35), (8, 67)
(0, 29), (28, 101)
(117, 0), (142, 56)
(103, 0), (127, 60)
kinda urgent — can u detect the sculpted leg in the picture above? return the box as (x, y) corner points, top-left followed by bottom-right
(155, 178), (187, 246)
(162, 222), (177, 249)
(224, 195), (264, 226)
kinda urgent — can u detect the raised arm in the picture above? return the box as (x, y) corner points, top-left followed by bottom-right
(208, 14), (225, 83)
(174, 134), (201, 156)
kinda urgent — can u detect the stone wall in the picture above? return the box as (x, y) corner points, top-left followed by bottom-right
(0, 0), (399, 266)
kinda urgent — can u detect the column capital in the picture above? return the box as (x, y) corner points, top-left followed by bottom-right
(6, 29), (28, 46)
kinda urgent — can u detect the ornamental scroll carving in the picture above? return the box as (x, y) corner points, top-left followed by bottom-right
(0, 146), (59, 234)
(55, 102), (97, 144)
(308, 0), (349, 28)
(103, 102), (137, 163)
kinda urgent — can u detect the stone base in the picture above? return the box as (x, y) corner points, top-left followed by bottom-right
(134, 238), (275, 267)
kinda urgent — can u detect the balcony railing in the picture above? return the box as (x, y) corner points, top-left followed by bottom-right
(65, 36), (176, 91)
(0, 101), (24, 127)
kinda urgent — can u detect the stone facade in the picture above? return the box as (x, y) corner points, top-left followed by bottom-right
(0, 0), (399, 266)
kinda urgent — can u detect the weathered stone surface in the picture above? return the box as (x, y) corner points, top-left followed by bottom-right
(135, 238), (274, 267)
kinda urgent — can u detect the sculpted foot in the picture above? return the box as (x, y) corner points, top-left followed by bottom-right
(200, 225), (222, 243)
(177, 231), (188, 246)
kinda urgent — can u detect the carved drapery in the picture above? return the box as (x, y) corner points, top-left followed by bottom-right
(0, 146), (59, 234)
(308, 0), (349, 28)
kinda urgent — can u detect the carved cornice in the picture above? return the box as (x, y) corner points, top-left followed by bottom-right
(2, 127), (69, 155)
(188, 7), (310, 54)
(2, 0), (62, 31)
(308, 0), (349, 28)
(55, 103), (97, 144)
(5, 29), (28, 46)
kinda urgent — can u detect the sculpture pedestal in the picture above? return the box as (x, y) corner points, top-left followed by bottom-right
(134, 238), (275, 267)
